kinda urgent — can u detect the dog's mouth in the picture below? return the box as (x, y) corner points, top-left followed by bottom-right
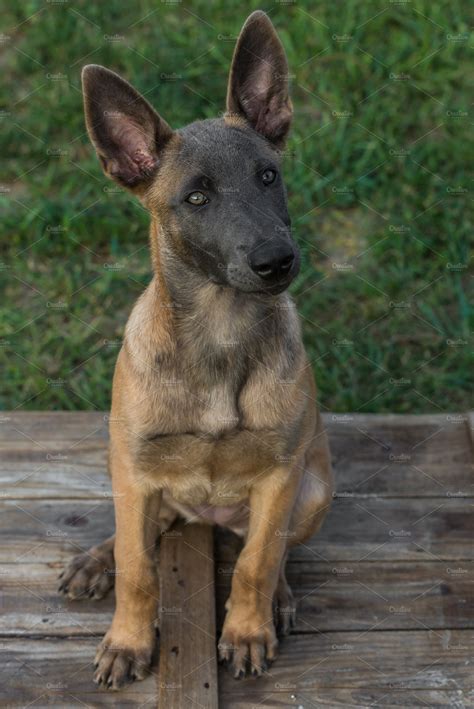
(227, 273), (296, 296)
(209, 255), (299, 296)
(254, 279), (293, 296)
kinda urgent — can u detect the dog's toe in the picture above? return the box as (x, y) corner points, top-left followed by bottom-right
(58, 549), (115, 601)
(219, 625), (277, 679)
(94, 639), (152, 690)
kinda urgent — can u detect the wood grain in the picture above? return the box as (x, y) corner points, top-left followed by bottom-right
(216, 561), (474, 633)
(1, 496), (471, 565)
(1, 412), (472, 499)
(1, 560), (472, 639)
(0, 411), (472, 708)
(158, 520), (218, 709)
(216, 496), (474, 563)
(0, 442), (109, 498)
(325, 412), (473, 497)
(0, 637), (157, 706)
(0, 562), (114, 637)
(2, 633), (471, 707)
(220, 688), (473, 708)
(0, 411), (108, 441)
(218, 629), (474, 693)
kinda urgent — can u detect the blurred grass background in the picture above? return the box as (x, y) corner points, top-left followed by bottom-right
(0, 0), (472, 413)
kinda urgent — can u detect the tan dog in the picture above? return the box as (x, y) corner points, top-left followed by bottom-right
(59, 10), (333, 690)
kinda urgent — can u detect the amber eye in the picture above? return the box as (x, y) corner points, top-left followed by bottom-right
(186, 191), (209, 206)
(262, 169), (277, 185)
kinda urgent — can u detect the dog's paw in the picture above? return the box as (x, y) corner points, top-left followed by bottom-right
(218, 611), (278, 678)
(58, 547), (115, 600)
(93, 633), (154, 690)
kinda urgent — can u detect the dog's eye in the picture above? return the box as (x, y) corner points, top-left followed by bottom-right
(186, 191), (209, 206)
(262, 169), (277, 185)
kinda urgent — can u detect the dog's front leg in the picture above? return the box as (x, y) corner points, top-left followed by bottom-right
(94, 449), (161, 690)
(219, 466), (301, 678)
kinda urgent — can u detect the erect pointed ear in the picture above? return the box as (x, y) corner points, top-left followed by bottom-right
(226, 11), (292, 148)
(81, 64), (174, 191)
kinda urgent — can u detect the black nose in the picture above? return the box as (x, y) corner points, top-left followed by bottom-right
(248, 244), (295, 281)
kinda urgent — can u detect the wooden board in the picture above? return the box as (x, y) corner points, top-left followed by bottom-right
(1, 559), (472, 639)
(0, 499), (115, 563)
(0, 442), (109, 499)
(217, 629), (474, 694)
(0, 562), (114, 637)
(0, 637), (157, 707)
(1, 412), (472, 499)
(0, 411), (108, 441)
(0, 411), (472, 708)
(158, 520), (218, 709)
(216, 496), (474, 563)
(220, 688), (473, 708)
(1, 635), (472, 708)
(1, 497), (472, 565)
(326, 412), (473, 497)
(216, 561), (474, 633)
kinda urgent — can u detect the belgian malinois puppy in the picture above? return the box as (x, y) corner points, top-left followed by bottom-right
(59, 10), (332, 690)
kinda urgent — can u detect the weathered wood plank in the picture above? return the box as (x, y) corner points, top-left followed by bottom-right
(1, 497), (471, 565)
(0, 442), (109, 498)
(0, 499), (115, 563)
(0, 637), (158, 706)
(0, 562), (114, 636)
(158, 521), (218, 709)
(218, 629), (474, 694)
(0, 411), (108, 441)
(0, 411), (472, 708)
(1, 560), (472, 638)
(220, 688), (473, 708)
(216, 496), (474, 563)
(1, 412), (472, 499)
(1, 634), (471, 708)
(216, 561), (474, 633)
(326, 412), (473, 497)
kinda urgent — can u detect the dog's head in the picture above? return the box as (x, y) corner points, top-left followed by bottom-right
(82, 11), (299, 295)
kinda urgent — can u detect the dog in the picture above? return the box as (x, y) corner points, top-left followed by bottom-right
(59, 10), (333, 690)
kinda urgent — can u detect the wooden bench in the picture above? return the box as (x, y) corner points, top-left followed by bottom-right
(0, 411), (472, 707)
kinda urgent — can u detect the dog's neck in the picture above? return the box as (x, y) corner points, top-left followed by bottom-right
(124, 218), (299, 383)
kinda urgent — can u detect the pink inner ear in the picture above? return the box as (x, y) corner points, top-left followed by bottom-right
(240, 63), (291, 144)
(256, 94), (292, 144)
(241, 62), (272, 121)
(106, 113), (158, 184)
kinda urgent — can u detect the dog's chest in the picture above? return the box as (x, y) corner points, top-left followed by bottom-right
(159, 315), (256, 436)
(131, 289), (303, 498)
(137, 353), (294, 502)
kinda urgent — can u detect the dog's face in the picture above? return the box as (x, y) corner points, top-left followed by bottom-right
(82, 11), (299, 294)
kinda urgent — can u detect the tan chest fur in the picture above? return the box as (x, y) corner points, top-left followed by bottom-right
(111, 280), (312, 505)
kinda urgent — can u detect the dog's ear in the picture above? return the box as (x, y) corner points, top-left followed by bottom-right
(226, 11), (292, 148)
(82, 64), (173, 191)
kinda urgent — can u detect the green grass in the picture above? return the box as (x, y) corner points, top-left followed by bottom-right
(0, 0), (472, 413)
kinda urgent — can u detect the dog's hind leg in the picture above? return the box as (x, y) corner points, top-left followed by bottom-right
(273, 552), (296, 636)
(58, 502), (178, 601)
(271, 424), (333, 634)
